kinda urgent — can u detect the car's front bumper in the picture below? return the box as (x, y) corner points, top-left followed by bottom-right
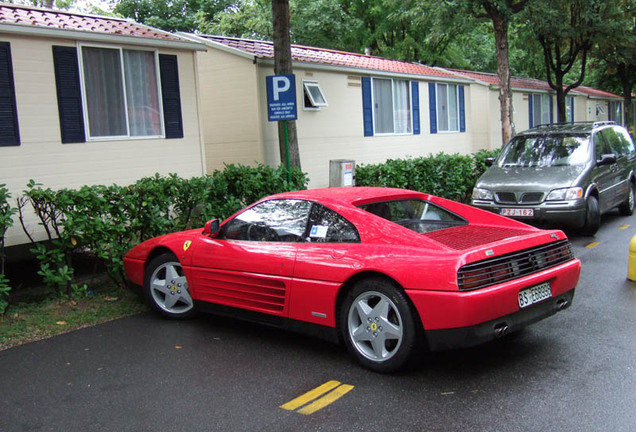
(471, 198), (587, 228)
(405, 258), (581, 351)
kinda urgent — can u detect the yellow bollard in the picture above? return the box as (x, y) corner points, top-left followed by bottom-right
(629, 234), (636, 281)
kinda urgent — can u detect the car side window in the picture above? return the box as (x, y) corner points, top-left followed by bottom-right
(594, 133), (611, 161)
(307, 203), (360, 243)
(221, 199), (311, 242)
(614, 127), (635, 157)
(600, 128), (624, 156)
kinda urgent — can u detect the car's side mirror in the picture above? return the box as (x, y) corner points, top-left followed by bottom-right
(597, 154), (617, 166)
(203, 219), (220, 237)
(485, 157), (495, 167)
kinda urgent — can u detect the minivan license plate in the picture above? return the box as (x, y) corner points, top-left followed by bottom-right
(501, 208), (534, 217)
(518, 282), (552, 309)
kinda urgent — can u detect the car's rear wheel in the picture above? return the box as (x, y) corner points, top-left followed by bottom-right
(619, 181), (635, 216)
(144, 254), (196, 319)
(580, 196), (600, 236)
(340, 278), (419, 373)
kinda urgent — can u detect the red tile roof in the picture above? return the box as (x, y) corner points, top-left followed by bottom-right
(201, 35), (460, 80)
(0, 3), (183, 42)
(575, 85), (622, 99)
(449, 68), (623, 99)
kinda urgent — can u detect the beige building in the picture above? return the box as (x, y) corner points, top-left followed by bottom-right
(449, 69), (626, 150)
(0, 4), (207, 247)
(181, 34), (476, 189)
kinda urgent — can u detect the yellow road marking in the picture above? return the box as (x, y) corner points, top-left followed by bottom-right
(297, 384), (354, 415)
(586, 242), (600, 249)
(620, 224), (630, 229)
(280, 380), (354, 415)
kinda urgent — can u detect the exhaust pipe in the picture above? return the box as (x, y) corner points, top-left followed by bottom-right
(494, 322), (509, 338)
(556, 298), (569, 310)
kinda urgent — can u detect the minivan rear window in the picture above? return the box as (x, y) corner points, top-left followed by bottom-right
(497, 135), (590, 168)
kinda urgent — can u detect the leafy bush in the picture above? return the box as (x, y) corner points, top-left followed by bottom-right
(0, 184), (16, 313)
(356, 150), (502, 203)
(16, 164), (307, 295)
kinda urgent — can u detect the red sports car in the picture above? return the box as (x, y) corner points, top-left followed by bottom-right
(124, 187), (581, 372)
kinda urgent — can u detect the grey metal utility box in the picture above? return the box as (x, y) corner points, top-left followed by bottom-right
(329, 159), (355, 187)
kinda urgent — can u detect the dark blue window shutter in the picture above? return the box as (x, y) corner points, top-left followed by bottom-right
(52, 46), (85, 144)
(529, 94), (534, 128)
(362, 77), (373, 136)
(0, 42), (20, 146)
(428, 82), (437, 134)
(411, 81), (420, 135)
(570, 97), (575, 123)
(549, 96), (554, 124)
(159, 54), (184, 139)
(459, 85), (466, 132)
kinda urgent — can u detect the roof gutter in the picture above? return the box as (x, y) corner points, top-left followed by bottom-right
(0, 23), (207, 51)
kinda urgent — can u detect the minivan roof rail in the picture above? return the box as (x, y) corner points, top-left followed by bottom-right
(534, 121), (616, 129)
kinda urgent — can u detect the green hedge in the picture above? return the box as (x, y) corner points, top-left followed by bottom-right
(355, 150), (501, 202)
(16, 164), (307, 297)
(0, 184), (16, 313)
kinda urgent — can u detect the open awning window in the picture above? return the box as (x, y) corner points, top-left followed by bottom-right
(303, 81), (328, 108)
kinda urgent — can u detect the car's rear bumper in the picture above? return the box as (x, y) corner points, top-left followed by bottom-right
(471, 199), (587, 228)
(405, 258), (581, 350)
(423, 288), (575, 351)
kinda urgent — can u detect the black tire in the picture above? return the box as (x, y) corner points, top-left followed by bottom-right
(580, 196), (600, 236)
(619, 182), (635, 216)
(340, 278), (419, 373)
(144, 254), (196, 319)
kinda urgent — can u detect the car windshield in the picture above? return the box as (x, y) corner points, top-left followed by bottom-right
(496, 134), (590, 168)
(358, 199), (467, 233)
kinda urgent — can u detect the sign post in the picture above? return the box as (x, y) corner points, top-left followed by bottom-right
(266, 74), (297, 183)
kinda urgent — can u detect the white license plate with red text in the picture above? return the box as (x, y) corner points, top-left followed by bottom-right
(501, 208), (534, 217)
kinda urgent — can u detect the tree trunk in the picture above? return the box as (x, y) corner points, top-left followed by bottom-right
(272, 0), (301, 169)
(491, 16), (514, 146)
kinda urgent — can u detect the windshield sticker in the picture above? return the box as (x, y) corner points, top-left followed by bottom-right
(310, 225), (329, 238)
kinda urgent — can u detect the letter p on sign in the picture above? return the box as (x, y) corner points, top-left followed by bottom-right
(272, 76), (291, 101)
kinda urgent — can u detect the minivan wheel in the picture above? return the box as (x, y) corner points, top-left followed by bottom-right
(580, 196), (600, 236)
(618, 182), (635, 216)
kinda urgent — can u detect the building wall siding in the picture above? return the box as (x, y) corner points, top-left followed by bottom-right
(1, 34), (205, 247)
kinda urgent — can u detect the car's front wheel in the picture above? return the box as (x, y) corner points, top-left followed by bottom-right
(619, 181), (635, 216)
(144, 254), (196, 319)
(340, 278), (419, 373)
(580, 196), (600, 236)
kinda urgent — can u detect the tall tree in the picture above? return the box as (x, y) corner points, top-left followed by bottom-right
(449, 0), (530, 146)
(587, 0), (635, 131)
(272, 0), (301, 169)
(528, 0), (617, 123)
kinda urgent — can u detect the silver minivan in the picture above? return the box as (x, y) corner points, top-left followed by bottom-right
(471, 122), (636, 235)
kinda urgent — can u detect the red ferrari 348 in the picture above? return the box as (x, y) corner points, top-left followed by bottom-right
(124, 187), (581, 372)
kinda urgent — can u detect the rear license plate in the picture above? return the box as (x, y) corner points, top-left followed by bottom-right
(518, 282), (552, 309)
(501, 208), (534, 217)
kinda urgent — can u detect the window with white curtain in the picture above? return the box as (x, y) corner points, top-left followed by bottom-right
(372, 77), (412, 134)
(531, 94), (551, 127)
(80, 45), (163, 139)
(436, 83), (459, 132)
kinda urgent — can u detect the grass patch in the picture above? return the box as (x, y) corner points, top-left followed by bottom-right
(0, 285), (148, 351)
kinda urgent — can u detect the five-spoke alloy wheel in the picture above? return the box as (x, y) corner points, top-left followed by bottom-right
(340, 278), (418, 373)
(144, 254), (195, 319)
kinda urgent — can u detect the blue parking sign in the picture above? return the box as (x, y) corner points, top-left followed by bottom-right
(266, 74), (297, 122)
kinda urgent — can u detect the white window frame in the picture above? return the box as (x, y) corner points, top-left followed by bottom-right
(371, 77), (412, 136)
(436, 83), (460, 133)
(77, 43), (165, 141)
(302, 81), (328, 110)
